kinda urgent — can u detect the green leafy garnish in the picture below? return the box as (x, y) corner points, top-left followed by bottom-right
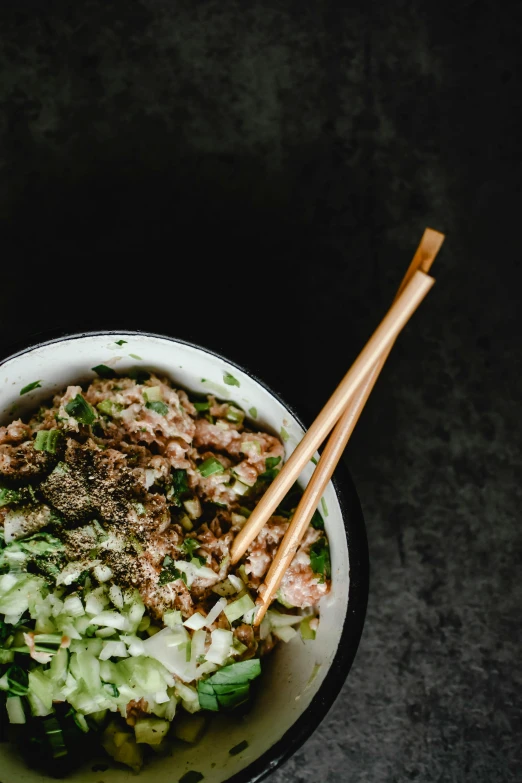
(193, 401), (210, 412)
(310, 537), (331, 583)
(159, 555), (187, 586)
(248, 407), (257, 419)
(223, 372), (240, 387)
(256, 456), (282, 485)
(197, 659), (261, 712)
(311, 509), (324, 530)
(6, 665), (29, 696)
(34, 429), (62, 453)
(114, 339), (127, 346)
(229, 740), (249, 756)
(197, 457), (224, 477)
(182, 538), (200, 557)
(145, 400), (169, 416)
(91, 364), (118, 379)
(20, 380), (42, 395)
(168, 469), (190, 506)
(65, 394), (96, 425)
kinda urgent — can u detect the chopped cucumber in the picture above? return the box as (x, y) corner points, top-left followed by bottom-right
(134, 717), (170, 746)
(102, 721), (144, 772)
(173, 712), (207, 744)
(6, 696), (26, 724)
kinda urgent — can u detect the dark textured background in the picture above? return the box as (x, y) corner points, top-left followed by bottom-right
(0, 1), (521, 781)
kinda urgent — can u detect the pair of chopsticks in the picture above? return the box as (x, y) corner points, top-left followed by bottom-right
(230, 228), (445, 625)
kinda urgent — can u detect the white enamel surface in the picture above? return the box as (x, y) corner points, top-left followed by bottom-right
(0, 333), (350, 783)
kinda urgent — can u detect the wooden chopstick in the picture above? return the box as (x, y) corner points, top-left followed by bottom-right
(251, 228), (444, 623)
(230, 267), (435, 568)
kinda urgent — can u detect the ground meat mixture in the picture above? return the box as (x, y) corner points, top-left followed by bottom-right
(1, 373), (330, 628)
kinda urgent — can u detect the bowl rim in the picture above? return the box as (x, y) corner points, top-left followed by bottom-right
(0, 328), (369, 783)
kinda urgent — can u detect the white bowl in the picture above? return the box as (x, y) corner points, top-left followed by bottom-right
(0, 331), (368, 783)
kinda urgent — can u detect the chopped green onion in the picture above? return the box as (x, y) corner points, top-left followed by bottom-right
(143, 386), (162, 402)
(229, 740), (249, 756)
(321, 497), (329, 517)
(238, 506), (251, 518)
(183, 498), (202, 520)
(311, 456), (318, 465)
(20, 380), (42, 396)
(97, 399), (123, 417)
(6, 665), (29, 696)
(248, 407), (257, 419)
(224, 593), (255, 624)
(114, 339), (127, 345)
(34, 634), (63, 645)
(265, 456), (281, 470)
(193, 401), (210, 412)
(91, 364), (118, 379)
(34, 428), (62, 453)
(311, 509), (324, 530)
(280, 427), (289, 442)
(197, 457), (224, 477)
(226, 405), (244, 424)
(310, 537), (331, 583)
(145, 400), (169, 416)
(223, 372), (240, 387)
(65, 394), (96, 425)
(241, 440), (261, 456)
(129, 353), (142, 360)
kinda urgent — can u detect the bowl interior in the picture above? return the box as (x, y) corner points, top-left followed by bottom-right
(0, 332), (355, 783)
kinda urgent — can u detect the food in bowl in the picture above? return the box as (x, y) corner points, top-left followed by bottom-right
(0, 367), (332, 775)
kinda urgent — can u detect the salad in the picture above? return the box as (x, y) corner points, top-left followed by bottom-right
(0, 368), (331, 774)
